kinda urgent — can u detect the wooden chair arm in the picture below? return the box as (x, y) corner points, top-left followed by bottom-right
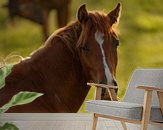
(137, 85), (163, 124)
(137, 86), (163, 92)
(87, 83), (118, 89)
(87, 83), (118, 101)
(141, 89), (153, 128)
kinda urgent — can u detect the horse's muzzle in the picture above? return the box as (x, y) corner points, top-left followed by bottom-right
(100, 79), (118, 95)
(113, 79), (118, 95)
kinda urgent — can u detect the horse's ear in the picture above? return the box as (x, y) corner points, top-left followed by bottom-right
(108, 3), (121, 26)
(77, 4), (88, 23)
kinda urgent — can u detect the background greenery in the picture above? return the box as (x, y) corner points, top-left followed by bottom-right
(0, 0), (163, 112)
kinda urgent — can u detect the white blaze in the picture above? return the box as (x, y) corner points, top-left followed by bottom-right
(95, 31), (113, 84)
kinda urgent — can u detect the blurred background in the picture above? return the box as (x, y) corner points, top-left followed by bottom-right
(0, 0), (163, 112)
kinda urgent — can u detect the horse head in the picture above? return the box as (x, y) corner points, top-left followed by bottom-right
(77, 3), (121, 100)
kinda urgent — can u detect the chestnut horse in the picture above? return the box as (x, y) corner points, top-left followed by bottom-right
(0, 3), (121, 112)
(3, 0), (71, 39)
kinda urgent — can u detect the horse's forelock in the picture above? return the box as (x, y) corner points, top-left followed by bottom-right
(77, 11), (111, 48)
(89, 11), (110, 32)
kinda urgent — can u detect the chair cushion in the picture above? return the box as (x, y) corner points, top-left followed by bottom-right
(86, 100), (163, 122)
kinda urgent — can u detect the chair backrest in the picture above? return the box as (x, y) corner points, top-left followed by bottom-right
(123, 69), (163, 107)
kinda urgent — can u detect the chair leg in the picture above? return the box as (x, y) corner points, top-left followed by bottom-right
(141, 90), (152, 130)
(121, 121), (127, 130)
(92, 113), (98, 130)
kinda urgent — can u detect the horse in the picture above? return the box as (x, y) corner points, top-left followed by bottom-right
(0, 3), (121, 112)
(2, 0), (71, 40)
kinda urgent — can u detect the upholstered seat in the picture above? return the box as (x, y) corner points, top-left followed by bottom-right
(86, 100), (163, 122)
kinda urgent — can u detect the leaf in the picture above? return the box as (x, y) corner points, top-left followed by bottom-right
(0, 91), (43, 113)
(0, 122), (19, 130)
(0, 64), (13, 89)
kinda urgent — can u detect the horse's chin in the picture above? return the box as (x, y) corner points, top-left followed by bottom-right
(88, 79), (118, 101)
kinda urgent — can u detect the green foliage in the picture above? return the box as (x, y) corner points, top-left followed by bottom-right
(0, 64), (43, 113)
(0, 64), (13, 89)
(0, 123), (19, 130)
(0, 91), (43, 113)
(0, 64), (43, 129)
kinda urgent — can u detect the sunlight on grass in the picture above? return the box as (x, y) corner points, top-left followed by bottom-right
(135, 14), (163, 32)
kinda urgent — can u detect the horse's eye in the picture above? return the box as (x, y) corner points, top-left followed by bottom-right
(112, 32), (119, 47)
(115, 39), (119, 47)
(112, 37), (119, 47)
(80, 45), (89, 52)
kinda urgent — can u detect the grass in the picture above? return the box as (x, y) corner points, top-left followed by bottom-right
(0, 0), (163, 112)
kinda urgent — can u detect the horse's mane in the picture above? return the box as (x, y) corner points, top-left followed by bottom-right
(43, 21), (82, 54)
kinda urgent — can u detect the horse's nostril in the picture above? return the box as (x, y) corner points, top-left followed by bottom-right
(113, 79), (118, 94)
(113, 80), (118, 86)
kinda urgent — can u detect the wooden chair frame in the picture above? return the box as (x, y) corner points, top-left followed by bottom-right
(87, 83), (163, 130)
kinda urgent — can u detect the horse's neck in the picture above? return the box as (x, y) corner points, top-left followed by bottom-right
(37, 24), (89, 112)
(5, 60), (36, 89)
(3, 22), (90, 112)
